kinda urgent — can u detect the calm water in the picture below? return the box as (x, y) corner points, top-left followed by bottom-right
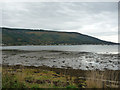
(2, 45), (119, 54)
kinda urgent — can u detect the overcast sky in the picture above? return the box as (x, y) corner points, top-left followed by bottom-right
(2, 2), (118, 43)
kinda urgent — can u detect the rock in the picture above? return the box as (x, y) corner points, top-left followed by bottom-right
(62, 61), (65, 63)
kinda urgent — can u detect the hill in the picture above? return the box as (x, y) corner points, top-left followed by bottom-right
(1, 27), (116, 46)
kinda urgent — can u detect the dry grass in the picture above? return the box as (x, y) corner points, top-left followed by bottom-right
(85, 70), (120, 88)
(0, 66), (2, 73)
(85, 71), (104, 88)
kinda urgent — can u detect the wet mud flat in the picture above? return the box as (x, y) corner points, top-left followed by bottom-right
(2, 50), (120, 70)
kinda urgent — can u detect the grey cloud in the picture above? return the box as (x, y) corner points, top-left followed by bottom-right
(2, 2), (118, 42)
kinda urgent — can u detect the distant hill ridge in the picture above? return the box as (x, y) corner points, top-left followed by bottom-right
(1, 27), (117, 45)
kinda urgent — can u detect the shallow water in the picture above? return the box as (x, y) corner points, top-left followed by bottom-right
(2, 45), (119, 54)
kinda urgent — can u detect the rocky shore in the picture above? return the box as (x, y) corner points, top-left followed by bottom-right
(2, 50), (120, 70)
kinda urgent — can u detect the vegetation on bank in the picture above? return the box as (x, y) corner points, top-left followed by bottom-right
(2, 65), (86, 88)
(2, 65), (120, 88)
(2, 27), (116, 46)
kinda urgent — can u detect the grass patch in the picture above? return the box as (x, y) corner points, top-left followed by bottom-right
(2, 65), (87, 88)
(2, 65), (120, 88)
(2, 73), (26, 88)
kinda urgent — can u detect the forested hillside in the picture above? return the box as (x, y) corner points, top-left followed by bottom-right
(2, 27), (116, 46)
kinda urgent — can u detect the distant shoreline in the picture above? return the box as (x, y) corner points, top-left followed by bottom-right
(2, 43), (119, 46)
(0, 44), (120, 47)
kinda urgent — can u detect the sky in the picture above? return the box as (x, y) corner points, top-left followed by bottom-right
(1, 2), (118, 43)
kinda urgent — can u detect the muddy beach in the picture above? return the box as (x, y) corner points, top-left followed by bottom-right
(2, 50), (120, 70)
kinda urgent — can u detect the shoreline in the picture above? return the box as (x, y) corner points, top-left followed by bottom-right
(2, 44), (119, 46)
(2, 49), (120, 70)
(2, 64), (120, 80)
